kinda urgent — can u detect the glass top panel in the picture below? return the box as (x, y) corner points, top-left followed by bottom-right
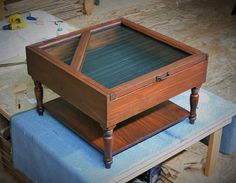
(81, 25), (190, 88)
(43, 36), (80, 65)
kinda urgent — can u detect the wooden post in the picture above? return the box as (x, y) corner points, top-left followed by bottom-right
(84, 0), (93, 15)
(34, 80), (44, 115)
(102, 126), (115, 169)
(0, 0), (4, 20)
(204, 128), (222, 176)
(189, 87), (200, 124)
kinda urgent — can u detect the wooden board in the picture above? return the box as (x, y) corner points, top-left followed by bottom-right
(44, 98), (189, 155)
(0, 0), (4, 20)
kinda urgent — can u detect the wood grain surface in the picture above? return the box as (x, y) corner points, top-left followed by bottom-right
(71, 31), (91, 71)
(26, 47), (109, 126)
(107, 61), (207, 126)
(27, 19), (208, 128)
(44, 98), (189, 155)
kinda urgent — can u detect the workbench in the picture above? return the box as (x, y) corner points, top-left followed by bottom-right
(10, 89), (236, 183)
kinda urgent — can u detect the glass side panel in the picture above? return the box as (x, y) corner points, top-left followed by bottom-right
(81, 25), (190, 88)
(43, 36), (80, 65)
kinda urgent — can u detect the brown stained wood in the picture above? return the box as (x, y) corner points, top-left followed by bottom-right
(71, 31), (91, 71)
(44, 98), (189, 155)
(26, 19), (208, 168)
(111, 54), (207, 98)
(102, 126), (115, 169)
(28, 46), (111, 96)
(43, 36), (81, 62)
(107, 61), (207, 126)
(27, 48), (109, 125)
(189, 87), (200, 124)
(34, 80), (44, 115)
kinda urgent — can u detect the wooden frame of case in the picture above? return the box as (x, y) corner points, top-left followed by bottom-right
(26, 18), (208, 168)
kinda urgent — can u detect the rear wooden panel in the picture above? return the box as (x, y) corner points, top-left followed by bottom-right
(108, 60), (208, 126)
(26, 47), (108, 126)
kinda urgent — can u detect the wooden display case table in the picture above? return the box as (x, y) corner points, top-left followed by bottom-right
(26, 18), (208, 168)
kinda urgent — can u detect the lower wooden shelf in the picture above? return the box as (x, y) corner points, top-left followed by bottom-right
(44, 98), (189, 155)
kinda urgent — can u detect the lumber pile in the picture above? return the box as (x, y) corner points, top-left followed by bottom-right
(159, 147), (205, 183)
(5, 0), (85, 20)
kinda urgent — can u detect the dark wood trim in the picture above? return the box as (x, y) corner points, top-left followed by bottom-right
(27, 46), (111, 96)
(71, 31), (91, 71)
(27, 48), (109, 125)
(107, 61), (207, 126)
(110, 54), (207, 98)
(102, 126), (115, 169)
(90, 19), (122, 32)
(34, 80), (44, 115)
(29, 18), (208, 99)
(189, 86), (200, 124)
(37, 34), (82, 50)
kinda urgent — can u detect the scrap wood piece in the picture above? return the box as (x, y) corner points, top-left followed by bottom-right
(160, 171), (176, 181)
(184, 162), (203, 170)
(14, 83), (27, 94)
(0, 62), (26, 67)
(160, 174), (174, 183)
(161, 166), (178, 180)
(163, 165), (180, 174)
(84, 0), (93, 15)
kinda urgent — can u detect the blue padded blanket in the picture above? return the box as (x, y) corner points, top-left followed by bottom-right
(11, 90), (236, 183)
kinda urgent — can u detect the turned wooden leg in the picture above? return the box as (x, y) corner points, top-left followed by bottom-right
(34, 80), (44, 115)
(102, 126), (115, 169)
(189, 87), (200, 124)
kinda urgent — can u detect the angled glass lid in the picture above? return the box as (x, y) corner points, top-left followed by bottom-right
(81, 25), (190, 88)
(43, 36), (80, 65)
(41, 23), (190, 89)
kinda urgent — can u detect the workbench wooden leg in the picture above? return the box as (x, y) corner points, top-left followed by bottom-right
(34, 80), (44, 115)
(189, 87), (200, 124)
(102, 126), (115, 169)
(204, 128), (222, 176)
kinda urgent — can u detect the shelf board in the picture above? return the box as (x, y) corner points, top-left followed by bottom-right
(44, 98), (189, 155)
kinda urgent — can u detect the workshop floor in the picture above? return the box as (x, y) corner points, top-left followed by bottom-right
(0, 0), (236, 182)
